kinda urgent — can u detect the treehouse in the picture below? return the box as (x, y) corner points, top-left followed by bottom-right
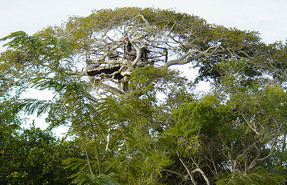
(84, 34), (168, 93)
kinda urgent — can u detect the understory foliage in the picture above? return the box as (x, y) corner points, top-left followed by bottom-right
(0, 123), (81, 185)
(1, 7), (287, 185)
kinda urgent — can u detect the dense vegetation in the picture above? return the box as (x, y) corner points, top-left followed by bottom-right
(1, 7), (286, 184)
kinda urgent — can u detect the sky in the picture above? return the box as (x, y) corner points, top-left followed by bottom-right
(1, 0), (287, 136)
(1, 0), (287, 44)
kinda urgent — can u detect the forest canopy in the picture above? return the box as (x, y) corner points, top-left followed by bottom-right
(0, 7), (287, 185)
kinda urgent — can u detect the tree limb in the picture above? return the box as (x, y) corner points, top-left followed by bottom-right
(257, 135), (278, 161)
(96, 81), (125, 96)
(176, 151), (197, 185)
(162, 169), (189, 179)
(191, 168), (210, 185)
(164, 46), (226, 68)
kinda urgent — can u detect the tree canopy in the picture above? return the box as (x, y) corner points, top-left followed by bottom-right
(0, 7), (286, 184)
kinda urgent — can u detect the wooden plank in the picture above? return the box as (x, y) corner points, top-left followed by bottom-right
(87, 64), (122, 76)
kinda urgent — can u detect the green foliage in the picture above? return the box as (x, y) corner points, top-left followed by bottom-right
(1, 7), (287, 185)
(173, 93), (227, 137)
(0, 124), (80, 185)
(216, 168), (286, 185)
(63, 157), (120, 185)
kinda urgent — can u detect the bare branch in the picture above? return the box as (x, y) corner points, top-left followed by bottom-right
(257, 135), (278, 161)
(137, 14), (150, 29)
(191, 168), (210, 185)
(164, 46), (226, 68)
(162, 169), (189, 179)
(90, 78), (124, 96)
(240, 112), (260, 135)
(176, 151), (197, 185)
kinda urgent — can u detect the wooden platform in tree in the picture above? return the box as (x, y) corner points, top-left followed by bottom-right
(86, 64), (124, 80)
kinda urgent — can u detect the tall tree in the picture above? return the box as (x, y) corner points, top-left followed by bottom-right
(1, 7), (286, 184)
